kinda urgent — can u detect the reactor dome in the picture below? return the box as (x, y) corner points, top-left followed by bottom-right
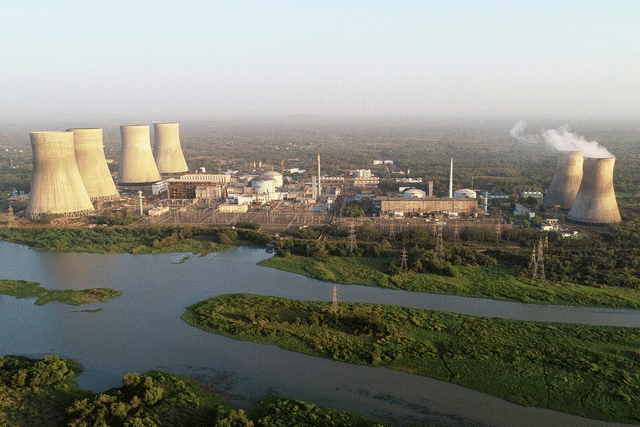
(261, 171), (283, 188)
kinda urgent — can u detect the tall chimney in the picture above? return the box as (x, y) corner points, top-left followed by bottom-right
(449, 158), (453, 198)
(317, 154), (322, 196)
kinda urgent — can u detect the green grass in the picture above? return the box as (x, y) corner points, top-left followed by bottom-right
(260, 254), (640, 309)
(0, 279), (120, 306)
(183, 293), (640, 424)
(0, 227), (240, 255)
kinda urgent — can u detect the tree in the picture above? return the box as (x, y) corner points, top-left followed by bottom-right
(344, 205), (365, 217)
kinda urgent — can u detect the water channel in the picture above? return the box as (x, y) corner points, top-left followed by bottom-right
(0, 240), (637, 427)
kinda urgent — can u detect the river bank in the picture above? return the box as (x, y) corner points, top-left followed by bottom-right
(184, 293), (640, 424)
(260, 254), (640, 309)
(1, 355), (393, 427)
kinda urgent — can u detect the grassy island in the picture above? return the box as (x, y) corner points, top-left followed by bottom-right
(0, 279), (120, 306)
(184, 293), (640, 424)
(259, 254), (640, 309)
(0, 225), (270, 255)
(0, 355), (396, 427)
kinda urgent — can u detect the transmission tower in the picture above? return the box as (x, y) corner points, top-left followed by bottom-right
(452, 220), (460, 240)
(388, 224), (396, 240)
(399, 245), (409, 271)
(530, 238), (546, 281)
(529, 245), (537, 272)
(495, 219), (502, 240)
(545, 233), (549, 252)
(436, 225), (445, 264)
(332, 285), (339, 314)
(536, 238), (546, 282)
(348, 223), (357, 253)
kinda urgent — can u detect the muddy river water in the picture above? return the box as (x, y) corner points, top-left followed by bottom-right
(0, 241), (636, 427)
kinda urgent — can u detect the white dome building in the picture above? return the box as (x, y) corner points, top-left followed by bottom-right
(261, 171), (283, 188)
(251, 176), (276, 195)
(454, 188), (477, 198)
(403, 188), (426, 198)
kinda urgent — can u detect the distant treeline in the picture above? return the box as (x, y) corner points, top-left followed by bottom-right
(276, 217), (640, 290)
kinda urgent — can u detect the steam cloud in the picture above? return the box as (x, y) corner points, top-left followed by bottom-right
(510, 120), (613, 158)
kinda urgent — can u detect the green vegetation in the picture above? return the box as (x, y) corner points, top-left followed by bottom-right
(0, 279), (120, 306)
(184, 293), (640, 424)
(1, 355), (396, 427)
(0, 226), (271, 255)
(260, 254), (640, 308)
(0, 355), (91, 427)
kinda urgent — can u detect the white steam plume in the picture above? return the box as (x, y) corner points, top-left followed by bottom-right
(509, 121), (613, 158)
(509, 120), (540, 144)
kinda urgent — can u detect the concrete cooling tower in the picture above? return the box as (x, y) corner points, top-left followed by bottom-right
(67, 128), (119, 201)
(153, 123), (188, 174)
(25, 131), (94, 219)
(543, 151), (583, 209)
(118, 125), (161, 185)
(566, 157), (622, 226)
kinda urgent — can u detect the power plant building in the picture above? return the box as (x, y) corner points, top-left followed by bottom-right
(67, 128), (119, 201)
(261, 171), (283, 188)
(374, 197), (478, 216)
(544, 151), (583, 209)
(25, 131), (95, 218)
(566, 157), (622, 226)
(166, 174), (229, 199)
(118, 125), (161, 185)
(153, 123), (188, 174)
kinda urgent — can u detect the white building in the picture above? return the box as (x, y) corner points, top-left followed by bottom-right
(454, 189), (477, 198)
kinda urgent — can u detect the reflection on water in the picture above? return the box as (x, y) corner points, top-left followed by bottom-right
(0, 241), (634, 427)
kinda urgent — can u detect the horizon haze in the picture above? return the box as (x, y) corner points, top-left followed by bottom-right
(2, 1), (639, 122)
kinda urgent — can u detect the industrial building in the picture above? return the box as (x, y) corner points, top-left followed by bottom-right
(544, 151), (583, 209)
(454, 188), (477, 198)
(153, 123), (189, 174)
(67, 128), (119, 201)
(374, 197), (478, 216)
(566, 157), (622, 226)
(166, 174), (230, 199)
(118, 125), (161, 185)
(25, 131), (95, 218)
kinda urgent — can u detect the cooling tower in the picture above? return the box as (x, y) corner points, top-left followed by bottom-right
(25, 131), (95, 219)
(543, 151), (583, 209)
(118, 125), (161, 185)
(67, 128), (119, 201)
(153, 123), (188, 174)
(566, 157), (622, 226)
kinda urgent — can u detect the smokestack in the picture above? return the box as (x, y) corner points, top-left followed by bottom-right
(153, 123), (188, 174)
(25, 131), (94, 218)
(317, 154), (322, 196)
(449, 158), (453, 198)
(544, 151), (583, 209)
(67, 128), (119, 201)
(566, 157), (622, 226)
(428, 181), (433, 197)
(118, 125), (161, 185)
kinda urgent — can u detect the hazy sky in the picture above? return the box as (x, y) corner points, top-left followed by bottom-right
(2, 1), (639, 120)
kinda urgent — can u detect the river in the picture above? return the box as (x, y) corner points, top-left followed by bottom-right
(0, 241), (636, 427)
